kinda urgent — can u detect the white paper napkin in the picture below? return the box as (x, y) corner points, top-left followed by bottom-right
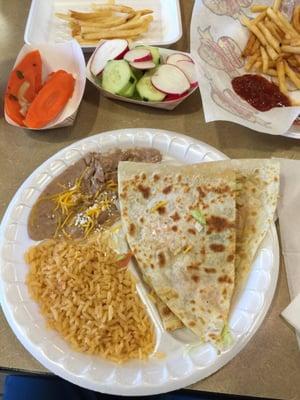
(276, 158), (300, 347)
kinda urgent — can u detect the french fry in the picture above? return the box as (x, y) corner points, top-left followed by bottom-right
(241, 16), (267, 45)
(251, 5), (268, 13)
(70, 10), (113, 20)
(266, 44), (279, 60)
(292, 6), (300, 33)
(251, 38), (261, 55)
(56, 2), (154, 45)
(264, 19), (283, 41)
(266, 68), (278, 76)
(272, 0), (282, 12)
(90, 4), (134, 14)
(266, 7), (289, 33)
(284, 60), (300, 88)
(289, 38), (300, 46)
(281, 45), (300, 54)
(242, 33), (256, 57)
(253, 60), (262, 70)
(55, 12), (73, 22)
(260, 46), (269, 73)
(245, 52), (260, 70)
(276, 59), (288, 94)
(257, 21), (280, 51)
(276, 11), (299, 36)
(83, 23), (150, 40)
(252, 11), (267, 25)
(287, 57), (299, 67)
(79, 16), (128, 30)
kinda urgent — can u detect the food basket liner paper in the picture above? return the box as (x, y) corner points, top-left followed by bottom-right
(86, 46), (198, 110)
(5, 40), (86, 130)
(190, 0), (300, 136)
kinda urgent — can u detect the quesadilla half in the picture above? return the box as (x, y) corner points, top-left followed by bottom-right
(230, 159), (280, 303)
(118, 162), (236, 343)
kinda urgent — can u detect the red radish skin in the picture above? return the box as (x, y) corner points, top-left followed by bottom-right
(124, 49), (153, 63)
(166, 53), (193, 66)
(90, 39), (129, 76)
(130, 61), (156, 70)
(165, 92), (189, 101)
(151, 64), (190, 95)
(177, 60), (198, 86)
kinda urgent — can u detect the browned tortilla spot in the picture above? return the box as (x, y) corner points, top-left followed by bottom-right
(191, 274), (200, 283)
(129, 223), (136, 236)
(171, 225), (178, 232)
(197, 186), (206, 198)
(227, 254), (234, 262)
(177, 174), (182, 182)
(204, 267), (216, 274)
(141, 173), (146, 180)
(157, 206), (166, 215)
(206, 215), (234, 233)
(187, 264), (199, 271)
(153, 174), (160, 182)
(188, 228), (196, 235)
(170, 212), (180, 222)
(137, 184), (150, 199)
(190, 299), (196, 304)
(218, 275), (233, 284)
(189, 321), (196, 327)
(162, 185), (172, 194)
(162, 306), (171, 316)
(139, 217), (144, 223)
(209, 243), (225, 252)
(158, 251), (166, 267)
(200, 246), (206, 255)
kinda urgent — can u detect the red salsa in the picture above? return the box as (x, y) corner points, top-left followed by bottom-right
(232, 74), (291, 111)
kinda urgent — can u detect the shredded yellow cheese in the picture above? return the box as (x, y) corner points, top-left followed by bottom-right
(150, 200), (168, 213)
(183, 245), (193, 254)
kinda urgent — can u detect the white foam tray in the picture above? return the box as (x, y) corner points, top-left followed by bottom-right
(24, 0), (183, 51)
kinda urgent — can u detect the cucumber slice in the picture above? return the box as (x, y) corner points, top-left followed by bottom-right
(135, 46), (160, 65)
(136, 73), (166, 102)
(131, 67), (143, 81)
(120, 81), (136, 98)
(102, 60), (134, 95)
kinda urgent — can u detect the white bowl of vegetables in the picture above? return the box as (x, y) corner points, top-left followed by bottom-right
(86, 39), (198, 110)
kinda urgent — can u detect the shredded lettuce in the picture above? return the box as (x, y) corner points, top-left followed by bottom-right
(220, 324), (233, 348)
(191, 210), (206, 225)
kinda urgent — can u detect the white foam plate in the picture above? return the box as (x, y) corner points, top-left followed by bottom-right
(0, 129), (279, 396)
(24, 0), (183, 51)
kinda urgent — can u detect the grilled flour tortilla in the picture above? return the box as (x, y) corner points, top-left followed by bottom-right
(231, 159), (280, 303)
(118, 162), (236, 343)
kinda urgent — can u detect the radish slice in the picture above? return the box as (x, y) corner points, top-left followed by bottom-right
(177, 60), (198, 86)
(166, 53), (193, 66)
(151, 64), (190, 95)
(90, 39), (129, 76)
(165, 92), (188, 101)
(130, 61), (156, 70)
(124, 48), (152, 63)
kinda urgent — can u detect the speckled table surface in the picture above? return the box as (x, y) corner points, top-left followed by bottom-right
(0, 1), (300, 399)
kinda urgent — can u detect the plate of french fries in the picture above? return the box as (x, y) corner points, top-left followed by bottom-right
(191, 0), (300, 138)
(24, 0), (182, 50)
